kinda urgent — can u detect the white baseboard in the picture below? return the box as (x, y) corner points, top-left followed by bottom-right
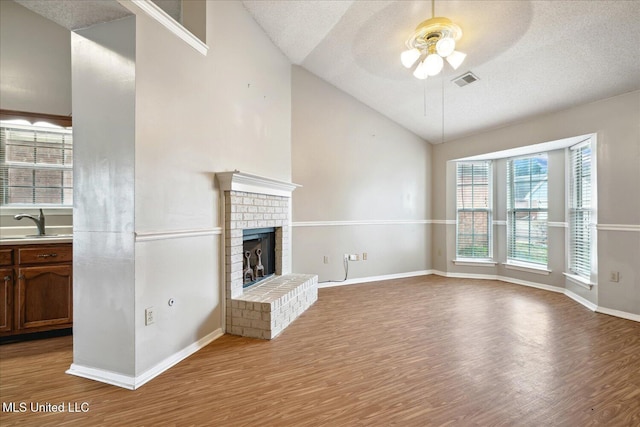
(66, 328), (224, 390)
(596, 306), (640, 322)
(134, 328), (224, 388)
(499, 276), (564, 294)
(432, 269), (498, 281)
(66, 364), (137, 390)
(346, 269), (638, 323)
(432, 269), (564, 293)
(564, 289), (598, 311)
(318, 270), (432, 288)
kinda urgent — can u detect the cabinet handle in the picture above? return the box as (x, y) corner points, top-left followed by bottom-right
(2, 275), (10, 283)
(37, 253), (58, 258)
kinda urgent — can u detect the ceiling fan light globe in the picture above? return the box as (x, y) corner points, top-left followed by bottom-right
(446, 50), (466, 70)
(436, 37), (456, 57)
(424, 53), (444, 76)
(413, 61), (428, 79)
(401, 48), (421, 68)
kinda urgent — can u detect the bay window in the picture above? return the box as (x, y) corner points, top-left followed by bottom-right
(456, 161), (492, 259)
(507, 155), (548, 266)
(568, 139), (594, 279)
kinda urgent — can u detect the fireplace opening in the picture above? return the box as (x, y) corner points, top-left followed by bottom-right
(242, 227), (276, 287)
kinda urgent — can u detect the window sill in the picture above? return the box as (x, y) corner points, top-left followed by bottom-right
(503, 262), (551, 275)
(453, 259), (498, 267)
(563, 272), (595, 290)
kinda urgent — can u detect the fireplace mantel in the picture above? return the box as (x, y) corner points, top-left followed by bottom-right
(216, 170), (301, 197)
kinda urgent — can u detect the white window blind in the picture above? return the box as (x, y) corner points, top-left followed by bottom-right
(0, 122), (73, 206)
(569, 141), (592, 278)
(456, 161), (491, 258)
(507, 155), (548, 265)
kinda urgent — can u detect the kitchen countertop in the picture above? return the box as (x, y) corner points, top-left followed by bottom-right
(0, 235), (73, 245)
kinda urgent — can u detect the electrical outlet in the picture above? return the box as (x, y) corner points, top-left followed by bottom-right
(145, 307), (155, 325)
(324, 256), (329, 264)
(348, 254), (360, 261)
(362, 252), (368, 261)
(610, 271), (620, 282)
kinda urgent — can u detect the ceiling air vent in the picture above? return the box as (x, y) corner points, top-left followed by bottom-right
(452, 72), (479, 87)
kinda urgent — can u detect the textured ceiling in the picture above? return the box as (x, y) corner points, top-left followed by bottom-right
(14, 0), (131, 31)
(244, 0), (640, 143)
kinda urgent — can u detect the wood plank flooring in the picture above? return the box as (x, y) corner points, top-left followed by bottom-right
(1, 275), (639, 426)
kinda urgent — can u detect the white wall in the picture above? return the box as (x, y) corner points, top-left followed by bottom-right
(291, 67), (432, 282)
(132, 0), (291, 376)
(0, 0), (71, 116)
(72, 16), (137, 376)
(432, 91), (640, 315)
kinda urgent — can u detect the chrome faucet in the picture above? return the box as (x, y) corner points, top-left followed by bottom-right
(14, 209), (46, 236)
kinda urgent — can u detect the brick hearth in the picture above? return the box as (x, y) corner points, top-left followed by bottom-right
(217, 172), (318, 339)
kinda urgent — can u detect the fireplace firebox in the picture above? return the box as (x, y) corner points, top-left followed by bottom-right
(242, 227), (276, 287)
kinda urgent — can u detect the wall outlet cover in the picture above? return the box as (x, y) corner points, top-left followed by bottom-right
(145, 307), (155, 325)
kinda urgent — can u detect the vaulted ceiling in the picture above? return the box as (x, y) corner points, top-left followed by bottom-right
(12, 1), (640, 144)
(243, 0), (640, 143)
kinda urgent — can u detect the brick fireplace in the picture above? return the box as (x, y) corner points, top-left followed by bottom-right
(216, 171), (318, 339)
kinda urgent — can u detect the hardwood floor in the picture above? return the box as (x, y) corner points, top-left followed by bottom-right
(1, 275), (639, 426)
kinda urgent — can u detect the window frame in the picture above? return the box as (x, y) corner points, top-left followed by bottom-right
(567, 137), (597, 283)
(455, 160), (493, 260)
(0, 109), (73, 209)
(506, 153), (549, 267)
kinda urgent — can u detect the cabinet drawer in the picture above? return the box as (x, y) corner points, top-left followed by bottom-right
(0, 249), (13, 266)
(18, 245), (72, 265)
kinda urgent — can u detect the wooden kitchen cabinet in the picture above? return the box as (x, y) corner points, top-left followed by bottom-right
(0, 243), (73, 338)
(17, 264), (72, 331)
(0, 268), (13, 333)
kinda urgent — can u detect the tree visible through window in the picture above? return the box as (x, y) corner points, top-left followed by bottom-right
(456, 161), (491, 259)
(507, 155), (548, 265)
(1, 114), (73, 207)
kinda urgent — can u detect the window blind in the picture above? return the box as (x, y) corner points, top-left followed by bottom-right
(456, 161), (491, 258)
(0, 122), (73, 206)
(507, 155), (548, 265)
(569, 141), (592, 278)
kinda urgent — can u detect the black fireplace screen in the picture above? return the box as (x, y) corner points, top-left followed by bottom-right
(242, 227), (276, 287)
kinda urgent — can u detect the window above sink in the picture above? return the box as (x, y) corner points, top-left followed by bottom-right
(1, 109), (73, 208)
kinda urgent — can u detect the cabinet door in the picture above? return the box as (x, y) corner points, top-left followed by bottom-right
(0, 268), (13, 332)
(0, 249), (13, 266)
(16, 265), (72, 330)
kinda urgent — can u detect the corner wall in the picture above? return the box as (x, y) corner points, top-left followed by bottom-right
(291, 67), (432, 282)
(71, 16), (137, 377)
